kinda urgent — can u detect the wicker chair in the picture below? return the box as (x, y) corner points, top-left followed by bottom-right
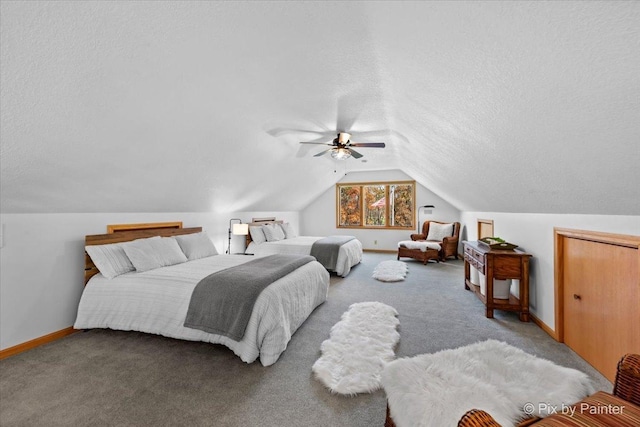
(410, 220), (460, 261)
(456, 353), (640, 427)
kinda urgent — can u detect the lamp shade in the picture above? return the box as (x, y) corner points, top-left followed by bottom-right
(232, 223), (249, 235)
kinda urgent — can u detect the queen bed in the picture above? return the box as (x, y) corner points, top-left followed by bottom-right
(74, 222), (330, 366)
(244, 220), (363, 277)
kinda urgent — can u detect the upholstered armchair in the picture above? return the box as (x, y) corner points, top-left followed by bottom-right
(410, 220), (460, 261)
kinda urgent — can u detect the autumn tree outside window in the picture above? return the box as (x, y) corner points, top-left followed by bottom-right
(336, 181), (415, 229)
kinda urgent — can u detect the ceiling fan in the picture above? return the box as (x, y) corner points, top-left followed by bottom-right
(300, 132), (386, 159)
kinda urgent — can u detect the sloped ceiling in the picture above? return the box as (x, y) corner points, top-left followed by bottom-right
(1, 1), (638, 215)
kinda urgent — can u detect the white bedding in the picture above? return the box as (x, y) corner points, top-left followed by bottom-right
(245, 236), (363, 277)
(74, 255), (330, 366)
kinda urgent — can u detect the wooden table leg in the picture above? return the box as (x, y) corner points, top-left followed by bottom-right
(464, 259), (470, 290)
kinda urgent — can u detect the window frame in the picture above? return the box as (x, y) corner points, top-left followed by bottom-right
(335, 180), (416, 230)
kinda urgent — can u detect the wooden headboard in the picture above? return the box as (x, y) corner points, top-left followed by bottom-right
(245, 218), (283, 246)
(84, 222), (202, 284)
(106, 221), (183, 234)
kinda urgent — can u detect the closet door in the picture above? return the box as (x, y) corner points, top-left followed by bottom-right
(560, 231), (639, 382)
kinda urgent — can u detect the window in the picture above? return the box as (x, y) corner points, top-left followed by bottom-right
(336, 180), (415, 229)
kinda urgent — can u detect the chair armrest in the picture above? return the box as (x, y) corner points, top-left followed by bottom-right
(613, 353), (640, 407)
(442, 236), (460, 257)
(442, 235), (459, 246)
(457, 409), (502, 427)
(410, 233), (426, 241)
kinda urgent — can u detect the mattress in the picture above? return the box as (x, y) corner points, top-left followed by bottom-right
(245, 236), (363, 277)
(74, 254), (330, 366)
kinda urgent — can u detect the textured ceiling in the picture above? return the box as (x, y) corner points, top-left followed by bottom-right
(1, 1), (639, 215)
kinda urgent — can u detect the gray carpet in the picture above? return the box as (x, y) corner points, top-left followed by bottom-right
(0, 253), (611, 427)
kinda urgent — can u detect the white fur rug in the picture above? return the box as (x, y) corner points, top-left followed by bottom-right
(312, 302), (400, 395)
(381, 340), (595, 427)
(397, 240), (441, 252)
(372, 260), (408, 282)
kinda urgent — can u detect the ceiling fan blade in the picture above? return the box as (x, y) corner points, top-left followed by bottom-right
(349, 142), (386, 148)
(267, 127), (330, 138)
(299, 141), (332, 145)
(296, 143), (316, 158)
(314, 148), (331, 157)
(348, 148), (363, 159)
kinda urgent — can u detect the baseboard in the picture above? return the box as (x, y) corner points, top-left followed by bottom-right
(0, 326), (77, 360)
(530, 313), (559, 341)
(363, 249), (397, 254)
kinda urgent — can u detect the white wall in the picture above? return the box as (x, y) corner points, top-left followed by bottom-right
(460, 212), (640, 332)
(300, 169), (461, 250)
(0, 210), (297, 350)
(9, 205), (635, 350)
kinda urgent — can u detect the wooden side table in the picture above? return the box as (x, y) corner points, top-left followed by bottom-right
(463, 241), (532, 322)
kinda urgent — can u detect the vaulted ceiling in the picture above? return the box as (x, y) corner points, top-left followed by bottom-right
(1, 1), (638, 215)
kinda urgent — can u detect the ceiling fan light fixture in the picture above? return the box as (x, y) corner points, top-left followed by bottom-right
(331, 148), (351, 160)
(337, 132), (351, 144)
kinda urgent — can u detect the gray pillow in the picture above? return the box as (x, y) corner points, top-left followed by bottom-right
(123, 236), (188, 272)
(280, 222), (297, 239)
(250, 226), (267, 245)
(263, 223), (285, 242)
(85, 242), (135, 279)
(174, 232), (218, 260)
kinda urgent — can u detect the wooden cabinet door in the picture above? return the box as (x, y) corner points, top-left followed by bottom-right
(562, 236), (640, 382)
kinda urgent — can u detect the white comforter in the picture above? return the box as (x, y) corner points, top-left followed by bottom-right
(245, 236), (363, 277)
(74, 255), (330, 366)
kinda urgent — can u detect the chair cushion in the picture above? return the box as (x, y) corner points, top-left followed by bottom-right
(398, 240), (441, 252)
(426, 222), (454, 241)
(531, 391), (640, 426)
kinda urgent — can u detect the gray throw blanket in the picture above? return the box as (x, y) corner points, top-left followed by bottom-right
(184, 254), (315, 341)
(310, 235), (355, 271)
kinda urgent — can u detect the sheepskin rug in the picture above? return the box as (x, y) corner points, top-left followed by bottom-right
(312, 302), (400, 395)
(372, 260), (408, 282)
(381, 340), (595, 427)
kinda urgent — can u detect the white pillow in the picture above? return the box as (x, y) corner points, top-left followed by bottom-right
(426, 222), (454, 241)
(263, 223), (285, 242)
(249, 226), (267, 245)
(174, 232), (218, 260)
(279, 223), (297, 239)
(85, 242), (135, 279)
(123, 236), (188, 272)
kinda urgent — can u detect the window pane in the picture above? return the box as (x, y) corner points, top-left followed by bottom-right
(390, 184), (414, 227)
(364, 185), (386, 226)
(337, 181), (415, 229)
(339, 186), (361, 226)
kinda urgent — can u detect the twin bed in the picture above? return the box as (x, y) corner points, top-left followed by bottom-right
(244, 219), (363, 277)
(75, 222), (331, 366)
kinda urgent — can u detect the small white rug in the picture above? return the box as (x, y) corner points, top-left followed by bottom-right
(372, 260), (408, 282)
(381, 340), (595, 427)
(312, 302), (400, 395)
